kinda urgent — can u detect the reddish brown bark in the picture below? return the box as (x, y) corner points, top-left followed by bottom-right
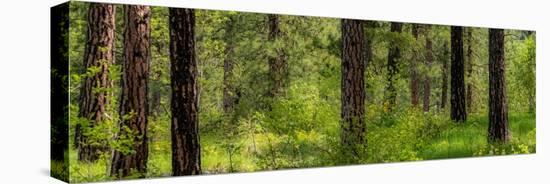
(111, 5), (151, 178)
(76, 3), (116, 162)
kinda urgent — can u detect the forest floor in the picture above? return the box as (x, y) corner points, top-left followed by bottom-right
(66, 113), (535, 182)
(420, 113), (535, 160)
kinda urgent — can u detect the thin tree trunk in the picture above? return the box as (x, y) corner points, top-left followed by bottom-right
(385, 22), (402, 111)
(450, 26), (467, 122)
(410, 24), (420, 108)
(488, 29), (509, 143)
(340, 19), (366, 160)
(168, 8), (201, 176)
(268, 14), (287, 98)
(111, 5), (151, 178)
(77, 3), (116, 162)
(423, 26), (432, 112)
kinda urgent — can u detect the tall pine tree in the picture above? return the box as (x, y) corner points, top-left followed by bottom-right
(340, 19), (366, 160)
(488, 29), (509, 143)
(450, 26), (467, 122)
(111, 5), (151, 178)
(169, 8), (202, 176)
(76, 3), (116, 162)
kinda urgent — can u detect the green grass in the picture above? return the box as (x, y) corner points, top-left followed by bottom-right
(145, 139), (172, 177)
(68, 148), (112, 183)
(420, 113), (536, 160)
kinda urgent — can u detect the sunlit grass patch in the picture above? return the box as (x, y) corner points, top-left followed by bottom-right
(420, 113), (535, 160)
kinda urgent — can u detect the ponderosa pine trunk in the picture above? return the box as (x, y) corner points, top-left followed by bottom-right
(410, 24), (420, 108)
(168, 8), (201, 176)
(223, 16), (237, 113)
(111, 5), (151, 178)
(341, 19), (366, 159)
(423, 26), (433, 112)
(450, 26), (467, 122)
(488, 29), (510, 143)
(268, 14), (287, 98)
(385, 22), (402, 111)
(440, 42), (449, 110)
(76, 3), (116, 162)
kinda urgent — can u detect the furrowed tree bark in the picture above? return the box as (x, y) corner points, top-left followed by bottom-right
(466, 28), (474, 112)
(111, 5), (151, 178)
(385, 22), (402, 111)
(423, 26), (433, 112)
(410, 24), (420, 108)
(223, 16), (237, 114)
(450, 26), (467, 122)
(488, 29), (510, 143)
(440, 42), (449, 110)
(267, 14), (288, 98)
(168, 8), (201, 176)
(76, 3), (116, 162)
(341, 19), (366, 160)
